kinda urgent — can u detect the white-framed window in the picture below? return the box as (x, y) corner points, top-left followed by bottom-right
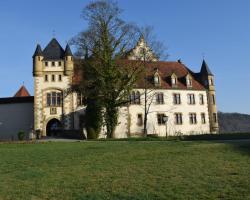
(173, 93), (181, 105)
(157, 114), (166, 125)
(156, 92), (164, 104)
(199, 94), (204, 105)
(201, 113), (206, 124)
(130, 91), (140, 104)
(189, 113), (197, 124)
(77, 93), (84, 106)
(174, 113), (183, 125)
(187, 94), (195, 105)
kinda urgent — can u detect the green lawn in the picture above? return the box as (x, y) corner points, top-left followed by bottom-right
(0, 140), (249, 200)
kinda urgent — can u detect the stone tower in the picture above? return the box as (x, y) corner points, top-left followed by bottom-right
(32, 38), (75, 136)
(200, 59), (219, 133)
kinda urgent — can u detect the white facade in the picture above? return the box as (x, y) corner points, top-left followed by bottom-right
(114, 89), (210, 138)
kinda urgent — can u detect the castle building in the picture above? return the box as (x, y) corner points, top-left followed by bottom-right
(32, 38), (219, 138)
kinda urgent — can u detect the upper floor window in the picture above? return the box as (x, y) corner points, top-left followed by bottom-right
(77, 93), (84, 106)
(189, 113), (197, 124)
(173, 93), (181, 105)
(45, 61), (48, 67)
(154, 69), (160, 86)
(201, 113), (206, 124)
(130, 91), (140, 105)
(156, 92), (164, 104)
(209, 78), (214, 86)
(211, 94), (216, 104)
(213, 113), (217, 123)
(52, 61), (55, 67)
(47, 92), (62, 107)
(44, 75), (48, 82)
(174, 113), (183, 125)
(58, 74), (62, 82)
(187, 94), (195, 105)
(51, 74), (55, 82)
(171, 73), (178, 87)
(58, 61), (62, 66)
(186, 74), (192, 88)
(199, 94), (204, 105)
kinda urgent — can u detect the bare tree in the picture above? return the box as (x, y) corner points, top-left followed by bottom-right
(70, 0), (143, 138)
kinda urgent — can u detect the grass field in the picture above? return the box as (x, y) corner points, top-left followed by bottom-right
(0, 140), (249, 200)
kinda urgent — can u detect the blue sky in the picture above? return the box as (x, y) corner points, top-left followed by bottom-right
(0, 0), (249, 114)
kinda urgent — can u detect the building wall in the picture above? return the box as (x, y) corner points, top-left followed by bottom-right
(114, 89), (210, 137)
(0, 102), (34, 140)
(34, 60), (74, 136)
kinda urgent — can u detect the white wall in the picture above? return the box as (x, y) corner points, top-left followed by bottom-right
(0, 102), (34, 140)
(114, 89), (210, 137)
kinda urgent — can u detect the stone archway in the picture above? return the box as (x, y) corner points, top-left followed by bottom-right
(46, 118), (62, 137)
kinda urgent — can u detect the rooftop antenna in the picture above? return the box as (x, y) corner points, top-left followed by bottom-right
(52, 30), (56, 38)
(202, 52), (205, 60)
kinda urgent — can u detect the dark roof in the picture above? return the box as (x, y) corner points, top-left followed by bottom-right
(14, 86), (30, 97)
(200, 59), (213, 76)
(33, 44), (43, 58)
(73, 60), (206, 90)
(65, 44), (73, 56)
(42, 38), (65, 60)
(0, 96), (34, 104)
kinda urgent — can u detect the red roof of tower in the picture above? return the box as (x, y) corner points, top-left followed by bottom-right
(14, 86), (30, 97)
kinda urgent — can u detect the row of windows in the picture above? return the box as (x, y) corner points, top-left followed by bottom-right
(44, 74), (62, 82)
(136, 113), (217, 126)
(130, 92), (213, 105)
(45, 61), (62, 67)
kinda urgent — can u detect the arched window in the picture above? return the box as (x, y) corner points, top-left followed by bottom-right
(186, 74), (192, 88)
(130, 91), (136, 104)
(171, 73), (178, 87)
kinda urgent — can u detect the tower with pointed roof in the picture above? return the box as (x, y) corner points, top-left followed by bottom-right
(32, 38), (75, 136)
(200, 59), (219, 133)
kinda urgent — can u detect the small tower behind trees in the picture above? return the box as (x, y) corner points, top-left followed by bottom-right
(200, 59), (219, 133)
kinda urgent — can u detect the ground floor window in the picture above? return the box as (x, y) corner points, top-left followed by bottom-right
(174, 113), (183, 125)
(137, 114), (143, 126)
(157, 114), (166, 125)
(189, 113), (197, 124)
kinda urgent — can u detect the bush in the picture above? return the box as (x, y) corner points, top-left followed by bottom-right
(87, 128), (97, 139)
(18, 131), (25, 141)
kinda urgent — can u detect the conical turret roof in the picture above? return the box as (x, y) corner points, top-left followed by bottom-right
(65, 44), (73, 56)
(43, 38), (65, 60)
(32, 44), (43, 58)
(200, 59), (213, 76)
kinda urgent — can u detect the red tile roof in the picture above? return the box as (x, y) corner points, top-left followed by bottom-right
(73, 60), (205, 90)
(14, 86), (31, 97)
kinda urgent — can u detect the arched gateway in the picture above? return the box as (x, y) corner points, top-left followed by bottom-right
(46, 118), (62, 137)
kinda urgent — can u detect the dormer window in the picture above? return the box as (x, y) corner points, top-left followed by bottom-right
(186, 74), (192, 88)
(171, 73), (178, 87)
(154, 69), (160, 86)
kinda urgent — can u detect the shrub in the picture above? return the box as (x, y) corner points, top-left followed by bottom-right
(18, 131), (25, 141)
(87, 127), (97, 139)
